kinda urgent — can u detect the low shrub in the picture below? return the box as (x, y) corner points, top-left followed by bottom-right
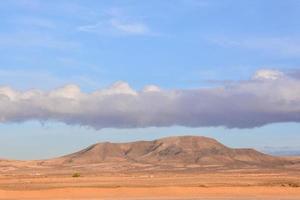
(72, 173), (81, 178)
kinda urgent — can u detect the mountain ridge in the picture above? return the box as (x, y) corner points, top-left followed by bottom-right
(46, 135), (290, 168)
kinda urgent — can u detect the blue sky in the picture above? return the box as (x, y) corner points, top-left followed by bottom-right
(0, 0), (300, 159)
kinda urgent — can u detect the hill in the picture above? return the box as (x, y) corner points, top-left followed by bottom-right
(45, 136), (290, 169)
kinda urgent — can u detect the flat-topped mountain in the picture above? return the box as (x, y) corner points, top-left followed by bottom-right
(49, 136), (289, 168)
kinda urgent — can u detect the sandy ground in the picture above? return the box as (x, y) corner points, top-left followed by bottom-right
(1, 186), (300, 200)
(0, 171), (300, 200)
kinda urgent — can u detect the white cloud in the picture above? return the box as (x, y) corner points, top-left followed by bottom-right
(110, 19), (150, 35)
(287, 69), (300, 80)
(77, 8), (153, 36)
(142, 85), (161, 93)
(0, 69), (299, 129)
(100, 81), (137, 96)
(253, 69), (285, 80)
(78, 18), (151, 36)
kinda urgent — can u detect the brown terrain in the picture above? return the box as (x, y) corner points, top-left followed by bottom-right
(1, 135), (300, 199)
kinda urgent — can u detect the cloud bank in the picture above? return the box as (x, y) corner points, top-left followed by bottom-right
(0, 69), (299, 129)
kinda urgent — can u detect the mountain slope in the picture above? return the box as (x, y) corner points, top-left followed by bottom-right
(50, 136), (289, 168)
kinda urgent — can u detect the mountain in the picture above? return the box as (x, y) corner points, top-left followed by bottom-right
(48, 136), (290, 168)
(260, 146), (300, 156)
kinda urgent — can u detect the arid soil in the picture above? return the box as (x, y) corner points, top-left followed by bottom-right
(1, 186), (300, 200)
(1, 172), (300, 199)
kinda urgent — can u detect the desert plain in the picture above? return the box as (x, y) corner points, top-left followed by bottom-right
(1, 136), (300, 200)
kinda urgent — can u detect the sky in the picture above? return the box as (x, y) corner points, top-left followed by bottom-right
(0, 0), (300, 160)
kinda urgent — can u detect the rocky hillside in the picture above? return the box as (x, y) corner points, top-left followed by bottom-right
(53, 136), (289, 167)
